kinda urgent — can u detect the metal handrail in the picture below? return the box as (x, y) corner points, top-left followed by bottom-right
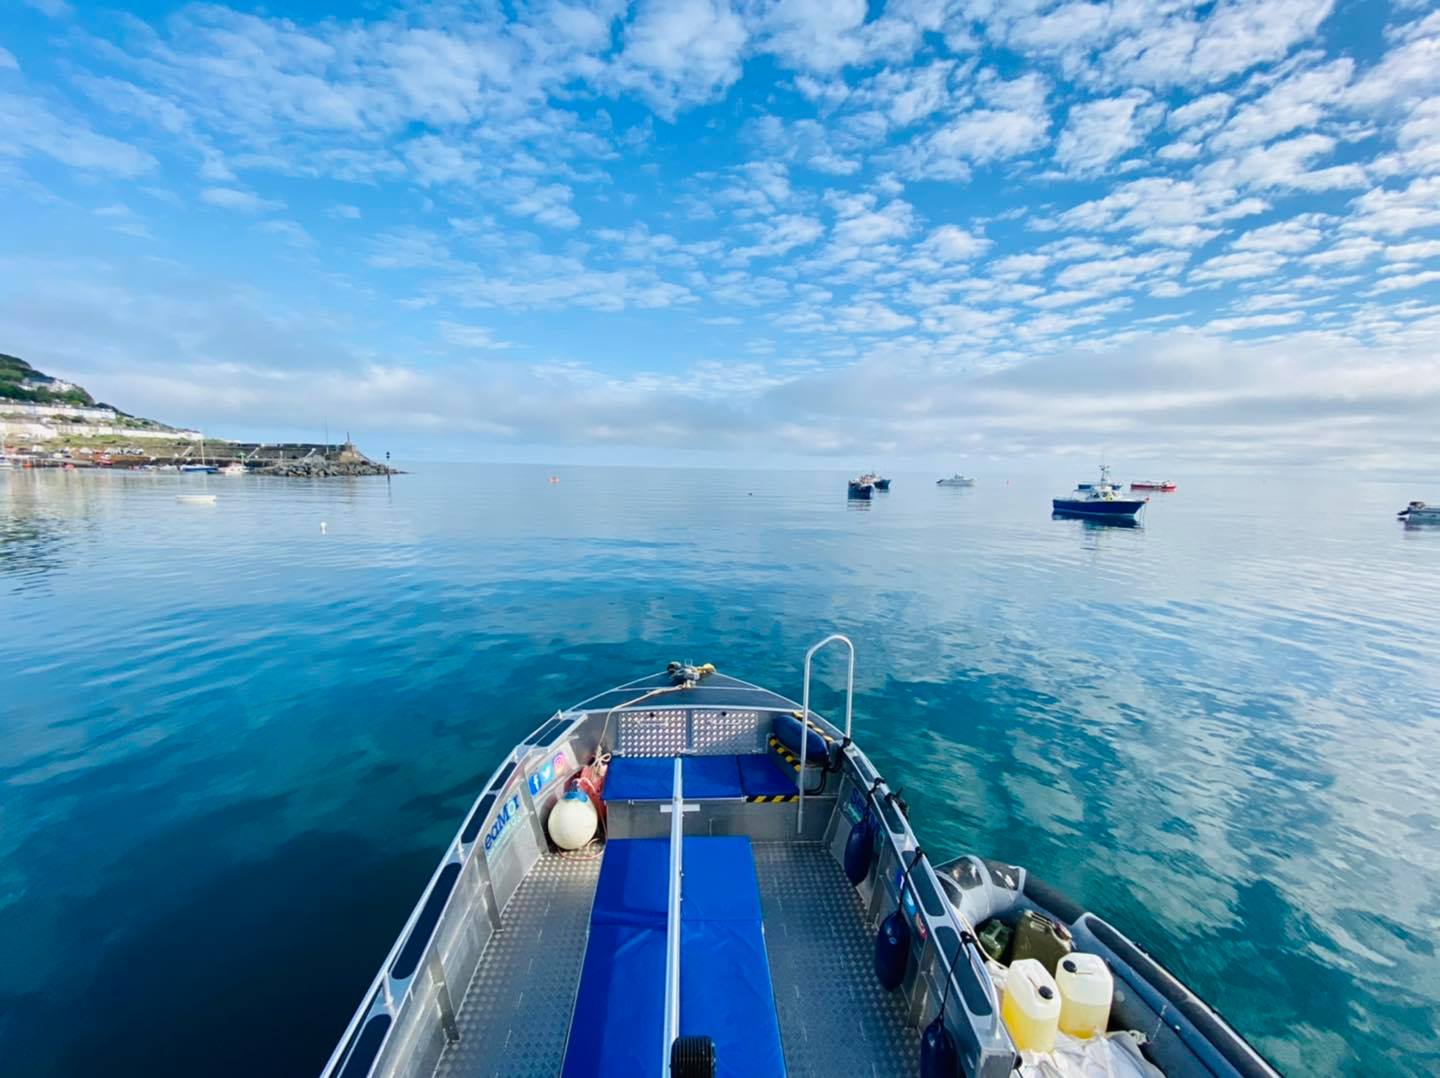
(318, 746), (535, 1078)
(797, 634), (854, 833)
(662, 757), (684, 1076)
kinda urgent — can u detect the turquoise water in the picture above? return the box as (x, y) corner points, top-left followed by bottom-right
(1, 464), (1437, 1077)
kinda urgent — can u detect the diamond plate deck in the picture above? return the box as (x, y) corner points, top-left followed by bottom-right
(433, 852), (601, 1078)
(754, 842), (919, 1078)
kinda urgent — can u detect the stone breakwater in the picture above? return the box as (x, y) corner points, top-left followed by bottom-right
(257, 459), (399, 478)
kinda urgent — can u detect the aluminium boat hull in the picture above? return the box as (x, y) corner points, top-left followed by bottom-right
(320, 651), (1277, 1078)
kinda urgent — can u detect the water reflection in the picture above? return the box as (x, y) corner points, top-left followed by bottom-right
(1, 466), (1438, 1077)
(1051, 509), (1142, 528)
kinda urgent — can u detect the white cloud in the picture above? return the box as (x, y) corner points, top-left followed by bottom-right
(440, 321), (512, 350)
(0, 48), (18, 72)
(1385, 239), (1440, 261)
(991, 253), (1051, 277)
(1184, 0), (1336, 85)
(1060, 176), (1265, 234)
(1392, 96), (1440, 175)
(898, 72), (1050, 180)
(1232, 217), (1326, 253)
(2, 0), (1436, 470)
(1191, 250), (1288, 282)
(1205, 311), (1304, 333)
(1348, 9), (1440, 108)
(1135, 224), (1220, 248)
(918, 225), (990, 263)
(1093, 0), (1334, 89)
(735, 215), (825, 259)
(1303, 236), (1382, 267)
(200, 187), (285, 214)
(259, 220), (313, 248)
(1367, 269), (1440, 294)
(1055, 91), (1159, 174)
(1201, 133), (1367, 193)
(615, 0), (748, 117)
(827, 193), (914, 247)
(0, 92), (155, 177)
(1210, 58), (1353, 151)
(1168, 92), (1232, 133)
(509, 182), (580, 230)
(1347, 176), (1440, 235)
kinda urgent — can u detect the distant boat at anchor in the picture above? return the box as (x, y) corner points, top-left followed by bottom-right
(180, 433), (218, 473)
(1399, 500), (1440, 523)
(847, 477), (874, 499)
(1053, 465), (1148, 521)
(936, 474), (975, 487)
(1130, 480), (1176, 492)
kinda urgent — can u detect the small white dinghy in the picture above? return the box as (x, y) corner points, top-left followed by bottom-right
(175, 494), (216, 505)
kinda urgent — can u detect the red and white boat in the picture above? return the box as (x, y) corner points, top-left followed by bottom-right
(1129, 480), (1176, 492)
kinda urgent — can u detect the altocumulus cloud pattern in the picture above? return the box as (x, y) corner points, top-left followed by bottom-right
(2, 0), (1438, 467)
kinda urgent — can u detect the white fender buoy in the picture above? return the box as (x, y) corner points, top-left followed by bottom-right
(547, 791), (597, 850)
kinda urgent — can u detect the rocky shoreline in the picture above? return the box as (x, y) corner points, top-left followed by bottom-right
(257, 459), (400, 478)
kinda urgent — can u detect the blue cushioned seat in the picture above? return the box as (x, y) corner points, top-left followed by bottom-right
(563, 840), (669, 1078)
(563, 836), (787, 1078)
(682, 755), (744, 798)
(737, 753), (797, 798)
(606, 755), (766, 801)
(680, 837), (786, 1078)
(602, 756), (674, 801)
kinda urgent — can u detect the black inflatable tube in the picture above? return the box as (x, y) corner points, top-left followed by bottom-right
(1085, 918), (1278, 1078)
(1020, 872), (1086, 925)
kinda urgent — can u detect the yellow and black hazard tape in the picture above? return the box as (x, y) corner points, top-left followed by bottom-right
(768, 734), (802, 772)
(789, 711), (838, 744)
(745, 793), (798, 803)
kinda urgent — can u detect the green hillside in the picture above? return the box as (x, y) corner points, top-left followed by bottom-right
(0, 353), (96, 407)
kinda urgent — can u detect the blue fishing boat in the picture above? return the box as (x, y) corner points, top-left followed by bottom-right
(848, 477), (874, 499)
(1052, 465), (1148, 521)
(319, 642), (1278, 1078)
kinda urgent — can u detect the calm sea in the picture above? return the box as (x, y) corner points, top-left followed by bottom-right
(1, 464), (1437, 1077)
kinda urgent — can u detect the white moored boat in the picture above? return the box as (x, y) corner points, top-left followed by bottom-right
(320, 639), (1276, 1078)
(1398, 501), (1440, 523)
(937, 474), (976, 487)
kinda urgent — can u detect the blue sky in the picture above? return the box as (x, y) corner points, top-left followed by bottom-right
(2, 0), (1438, 469)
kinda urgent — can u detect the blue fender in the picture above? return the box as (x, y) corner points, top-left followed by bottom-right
(843, 814), (875, 885)
(874, 909), (910, 991)
(920, 1013), (959, 1078)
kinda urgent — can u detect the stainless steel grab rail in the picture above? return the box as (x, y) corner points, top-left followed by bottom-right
(796, 633), (854, 833)
(661, 757), (684, 1076)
